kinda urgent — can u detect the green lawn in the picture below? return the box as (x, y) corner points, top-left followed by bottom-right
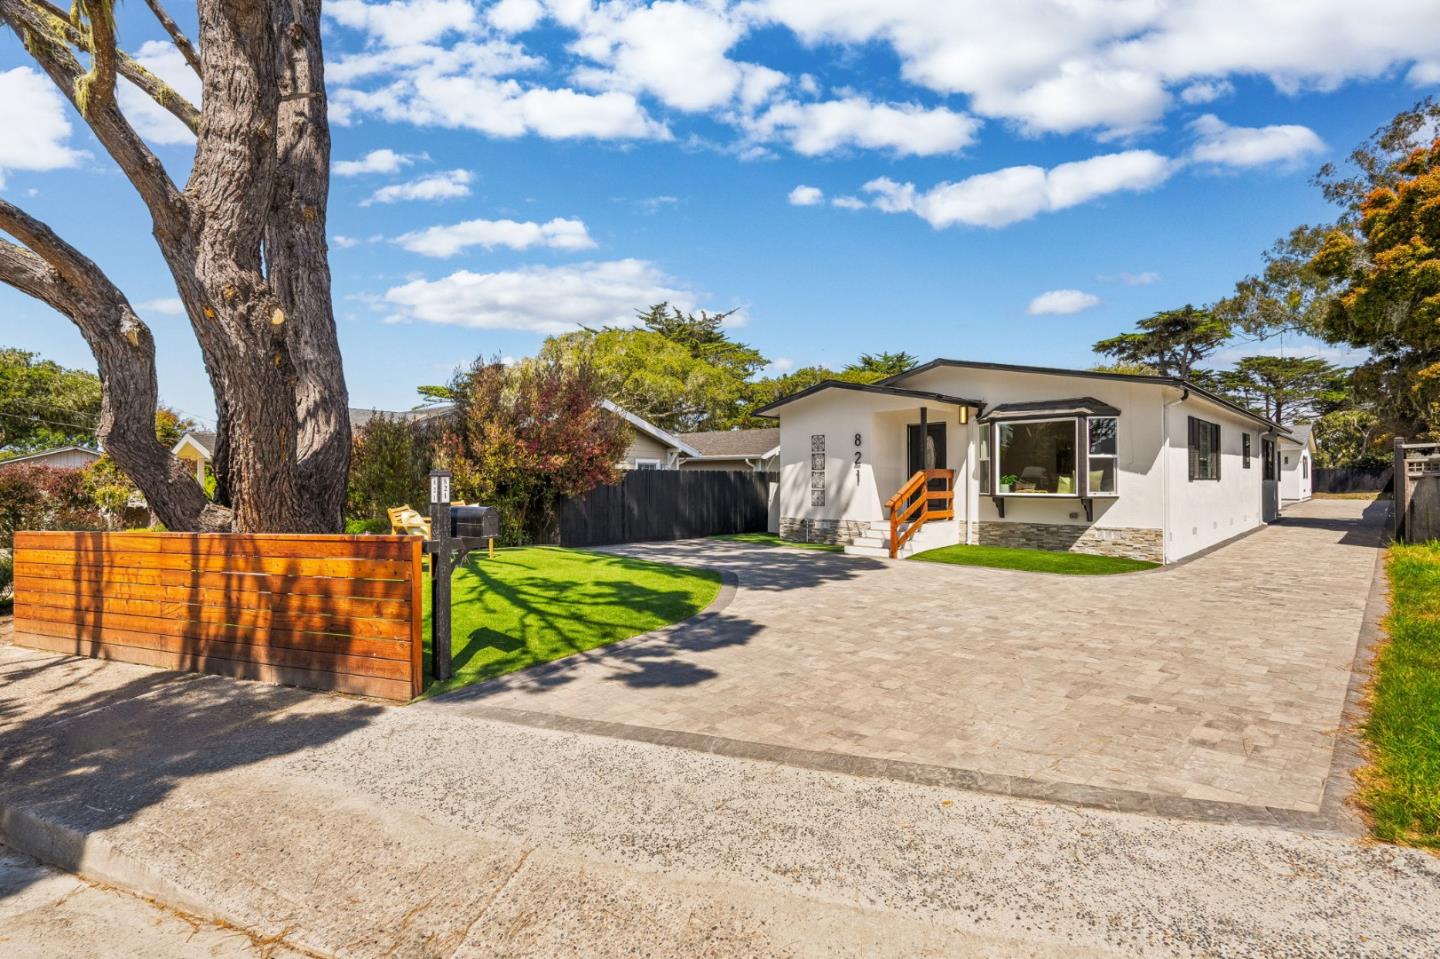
(1359, 544), (1440, 847)
(422, 547), (721, 697)
(910, 543), (1158, 575)
(712, 532), (843, 552)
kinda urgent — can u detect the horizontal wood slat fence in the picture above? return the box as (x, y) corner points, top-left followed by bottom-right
(12, 531), (424, 702)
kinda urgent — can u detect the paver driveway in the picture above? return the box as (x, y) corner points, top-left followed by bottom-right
(432, 498), (1384, 820)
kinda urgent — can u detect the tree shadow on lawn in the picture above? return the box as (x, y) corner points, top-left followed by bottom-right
(0, 648), (380, 903)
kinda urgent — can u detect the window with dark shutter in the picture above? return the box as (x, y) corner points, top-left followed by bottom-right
(1188, 416), (1220, 481)
(1243, 433), (1251, 468)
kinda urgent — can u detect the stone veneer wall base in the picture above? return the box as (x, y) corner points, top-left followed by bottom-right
(977, 521), (1164, 564)
(780, 517), (870, 546)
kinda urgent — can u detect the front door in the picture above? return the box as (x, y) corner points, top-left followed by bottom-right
(906, 422), (948, 510)
(1261, 436), (1280, 522)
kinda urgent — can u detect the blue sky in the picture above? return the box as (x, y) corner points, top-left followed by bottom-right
(2, 1), (1437, 428)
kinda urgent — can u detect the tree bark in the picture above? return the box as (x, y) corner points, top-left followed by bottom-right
(0, 0), (351, 533)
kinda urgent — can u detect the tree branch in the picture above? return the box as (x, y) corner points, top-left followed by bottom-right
(30, 0), (200, 133)
(1, 0), (187, 236)
(0, 202), (232, 531)
(142, 0), (201, 77)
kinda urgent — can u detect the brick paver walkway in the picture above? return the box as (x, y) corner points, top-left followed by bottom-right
(433, 499), (1384, 817)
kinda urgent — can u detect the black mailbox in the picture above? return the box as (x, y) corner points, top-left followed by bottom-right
(449, 504), (499, 539)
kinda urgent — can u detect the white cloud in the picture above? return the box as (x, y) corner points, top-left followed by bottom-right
(138, 297), (185, 315)
(864, 150), (1173, 229)
(334, 148), (420, 176)
(395, 217), (596, 257)
(362, 169), (473, 205)
(1027, 289), (1100, 315)
(0, 68), (87, 177)
(766, 358), (795, 374)
(325, 0), (477, 47)
(757, 1), (1440, 136)
(788, 185), (824, 206)
(332, 235), (362, 248)
(334, 78), (667, 141)
(1188, 114), (1326, 169)
(831, 195), (866, 210)
(565, 1), (749, 112)
(1119, 271), (1160, 286)
(1179, 79), (1234, 105)
(382, 258), (698, 333)
(747, 97), (979, 156)
(488, 0), (544, 33)
(327, 39), (540, 85)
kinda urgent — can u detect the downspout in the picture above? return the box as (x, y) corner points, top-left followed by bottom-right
(1160, 387), (1189, 564)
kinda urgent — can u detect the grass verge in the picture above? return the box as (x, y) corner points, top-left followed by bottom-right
(1358, 544), (1440, 847)
(422, 546), (721, 698)
(712, 532), (843, 552)
(910, 543), (1158, 575)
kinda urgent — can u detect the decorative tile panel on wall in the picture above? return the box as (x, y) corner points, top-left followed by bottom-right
(810, 434), (825, 507)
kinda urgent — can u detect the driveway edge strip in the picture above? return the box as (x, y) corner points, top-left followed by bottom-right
(453, 702), (1359, 834)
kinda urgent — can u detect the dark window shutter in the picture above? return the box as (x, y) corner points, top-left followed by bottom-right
(1213, 423), (1221, 481)
(1187, 417), (1197, 481)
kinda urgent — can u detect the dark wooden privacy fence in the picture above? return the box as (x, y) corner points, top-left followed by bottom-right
(1313, 466), (1392, 494)
(11, 531), (424, 702)
(559, 470), (773, 547)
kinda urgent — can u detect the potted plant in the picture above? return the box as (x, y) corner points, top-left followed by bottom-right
(999, 474), (1018, 494)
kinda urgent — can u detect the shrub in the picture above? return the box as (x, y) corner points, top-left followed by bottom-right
(0, 463), (104, 550)
(345, 414), (436, 528)
(345, 517), (389, 535)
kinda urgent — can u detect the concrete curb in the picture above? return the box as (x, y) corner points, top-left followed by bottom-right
(0, 803), (222, 924)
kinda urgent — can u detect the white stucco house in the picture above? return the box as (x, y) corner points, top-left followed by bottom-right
(1278, 424), (1315, 503)
(756, 359), (1294, 564)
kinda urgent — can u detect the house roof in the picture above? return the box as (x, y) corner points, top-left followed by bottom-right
(1279, 423), (1314, 448)
(881, 359), (1286, 433)
(350, 405), (454, 431)
(173, 431), (217, 458)
(754, 380), (984, 417)
(0, 445), (102, 468)
(979, 397), (1121, 422)
(600, 400), (701, 457)
(677, 428), (780, 458)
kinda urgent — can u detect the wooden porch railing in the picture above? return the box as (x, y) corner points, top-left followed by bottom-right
(883, 468), (955, 559)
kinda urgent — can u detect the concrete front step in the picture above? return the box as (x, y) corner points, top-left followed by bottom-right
(844, 520), (960, 559)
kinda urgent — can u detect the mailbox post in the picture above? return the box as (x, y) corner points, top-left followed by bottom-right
(428, 469), (454, 682)
(424, 469), (501, 684)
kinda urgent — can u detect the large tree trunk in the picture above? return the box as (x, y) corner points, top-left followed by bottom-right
(0, 0), (349, 532)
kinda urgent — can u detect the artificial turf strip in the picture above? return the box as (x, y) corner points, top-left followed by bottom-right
(1359, 545), (1440, 847)
(909, 543), (1158, 575)
(713, 532), (844, 552)
(421, 546), (722, 697)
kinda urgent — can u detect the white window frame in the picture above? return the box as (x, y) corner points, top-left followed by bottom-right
(1086, 416), (1119, 498)
(633, 458), (661, 471)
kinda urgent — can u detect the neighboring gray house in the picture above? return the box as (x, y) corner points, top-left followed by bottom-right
(676, 428), (780, 472)
(0, 445), (102, 470)
(1278, 423), (1315, 503)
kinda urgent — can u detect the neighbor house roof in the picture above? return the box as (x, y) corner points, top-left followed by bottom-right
(979, 397), (1121, 422)
(881, 359), (1286, 433)
(1279, 423), (1314, 448)
(0, 445), (102, 468)
(754, 380), (985, 417)
(677, 428), (780, 458)
(173, 431), (217, 459)
(600, 400), (701, 458)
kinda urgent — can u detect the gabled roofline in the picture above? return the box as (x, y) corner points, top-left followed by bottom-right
(600, 399), (702, 458)
(883, 359), (1287, 433)
(171, 432), (214, 459)
(753, 380), (984, 418)
(0, 445), (101, 466)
